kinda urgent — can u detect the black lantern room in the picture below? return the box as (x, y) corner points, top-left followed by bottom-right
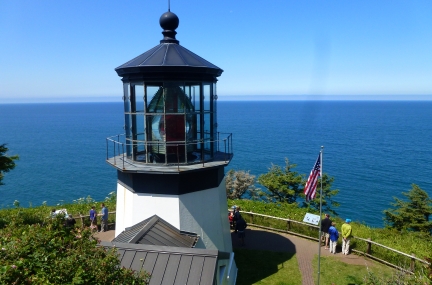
(107, 11), (232, 169)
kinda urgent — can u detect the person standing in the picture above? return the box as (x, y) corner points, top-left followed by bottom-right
(341, 218), (352, 255)
(228, 211), (235, 229)
(64, 214), (76, 228)
(233, 207), (241, 232)
(328, 222), (339, 254)
(100, 203), (108, 232)
(50, 208), (57, 218)
(321, 214), (332, 249)
(89, 206), (97, 231)
(235, 216), (247, 246)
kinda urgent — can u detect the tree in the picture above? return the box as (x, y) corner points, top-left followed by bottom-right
(383, 184), (432, 233)
(301, 173), (340, 215)
(257, 158), (303, 203)
(226, 169), (257, 199)
(0, 144), (19, 186)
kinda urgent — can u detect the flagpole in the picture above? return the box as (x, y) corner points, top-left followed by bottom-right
(317, 146), (323, 285)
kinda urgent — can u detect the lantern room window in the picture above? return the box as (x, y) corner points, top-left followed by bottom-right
(123, 81), (216, 164)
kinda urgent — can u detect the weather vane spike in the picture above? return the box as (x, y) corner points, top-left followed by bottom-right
(168, 0), (170, 11)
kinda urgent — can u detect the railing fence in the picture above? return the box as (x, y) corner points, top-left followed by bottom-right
(239, 210), (430, 273)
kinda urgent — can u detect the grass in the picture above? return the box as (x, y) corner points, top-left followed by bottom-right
(234, 248), (302, 285)
(234, 247), (408, 285)
(312, 255), (396, 285)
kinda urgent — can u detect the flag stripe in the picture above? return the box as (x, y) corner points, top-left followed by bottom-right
(304, 153), (321, 201)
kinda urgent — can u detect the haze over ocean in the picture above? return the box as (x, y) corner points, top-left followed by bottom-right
(1, 101), (431, 228)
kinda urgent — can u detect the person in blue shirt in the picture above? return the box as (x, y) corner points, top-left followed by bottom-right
(89, 206), (97, 231)
(100, 203), (108, 232)
(328, 222), (339, 254)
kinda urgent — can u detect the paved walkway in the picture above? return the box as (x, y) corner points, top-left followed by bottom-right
(95, 227), (373, 285)
(93, 230), (115, 242)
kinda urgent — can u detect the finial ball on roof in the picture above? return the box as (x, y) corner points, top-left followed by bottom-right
(160, 11), (179, 31)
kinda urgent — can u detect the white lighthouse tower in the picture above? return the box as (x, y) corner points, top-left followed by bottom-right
(106, 10), (234, 253)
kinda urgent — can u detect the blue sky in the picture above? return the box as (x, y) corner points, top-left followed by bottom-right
(1, 0), (431, 102)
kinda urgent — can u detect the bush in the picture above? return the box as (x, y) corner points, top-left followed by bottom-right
(0, 193), (117, 230)
(0, 215), (149, 284)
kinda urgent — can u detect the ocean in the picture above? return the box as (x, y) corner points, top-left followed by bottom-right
(1, 101), (431, 228)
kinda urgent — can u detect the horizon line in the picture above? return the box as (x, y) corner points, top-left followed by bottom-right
(1, 94), (432, 104)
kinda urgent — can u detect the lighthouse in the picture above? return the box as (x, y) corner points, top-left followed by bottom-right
(106, 10), (234, 253)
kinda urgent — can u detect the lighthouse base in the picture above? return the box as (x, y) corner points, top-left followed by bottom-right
(115, 177), (233, 252)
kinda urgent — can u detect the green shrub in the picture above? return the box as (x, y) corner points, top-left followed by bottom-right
(228, 199), (318, 237)
(0, 193), (117, 230)
(0, 215), (149, 284)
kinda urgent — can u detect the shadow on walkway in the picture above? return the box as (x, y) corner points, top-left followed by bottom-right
(232, 228), (297, 284)
(231, 228), (296, 253)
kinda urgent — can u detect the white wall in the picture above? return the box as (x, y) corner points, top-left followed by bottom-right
(115, 184), (180, 237)
(178, 178), (233, 252)
(115, 178), (232, 253)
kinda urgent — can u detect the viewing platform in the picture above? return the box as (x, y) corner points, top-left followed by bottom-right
(106, 133), (233, 173)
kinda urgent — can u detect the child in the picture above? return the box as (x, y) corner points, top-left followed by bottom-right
(89, 206), (97, 231)
(328, 222), (339, 254)
(228, 211), (234, 229)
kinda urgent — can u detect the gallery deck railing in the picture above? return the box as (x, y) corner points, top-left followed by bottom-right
(238, 210), (430, 273)
(106, 132), (233, 169)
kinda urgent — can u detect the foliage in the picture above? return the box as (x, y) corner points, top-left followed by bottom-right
(351, 225), (432, 270)
(257, 158), (303, 203)
(313, 256), (396, 285)
(228, 199), (311, 221)
(0, 193), (117, 230)
(0, 213), (149, 284)
(0, 144), (19, 186)
(362, 267), (430, 285)
(424, 257), (432, 282)
(301, 173), (340, 215)
(225, 169), (257, 199)
(383, 184), (432, 233)
(228, 199), (318, 237)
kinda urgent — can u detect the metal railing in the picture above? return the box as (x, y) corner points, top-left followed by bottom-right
(238, 210), (431, 273)
(106, 132), (233, 169)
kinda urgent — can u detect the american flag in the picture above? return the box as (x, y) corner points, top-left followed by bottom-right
(304, 153), (321, 201)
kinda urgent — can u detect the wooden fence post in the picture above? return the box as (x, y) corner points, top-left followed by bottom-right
(79, 212), (84, 228)
(367, 237), (372, 254)
(410, 254), (416, 272)
(287, 220), (291, 231)
(251, 212), (254, 224)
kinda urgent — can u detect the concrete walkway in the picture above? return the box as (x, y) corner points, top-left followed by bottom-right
(93, 230), (115, 242)
(95, 227), (373, 285)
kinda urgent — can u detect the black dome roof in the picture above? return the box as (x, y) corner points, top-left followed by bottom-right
(115, 11), (223, 80)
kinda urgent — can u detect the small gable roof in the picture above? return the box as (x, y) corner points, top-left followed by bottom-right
(112, 215), (198, 248)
